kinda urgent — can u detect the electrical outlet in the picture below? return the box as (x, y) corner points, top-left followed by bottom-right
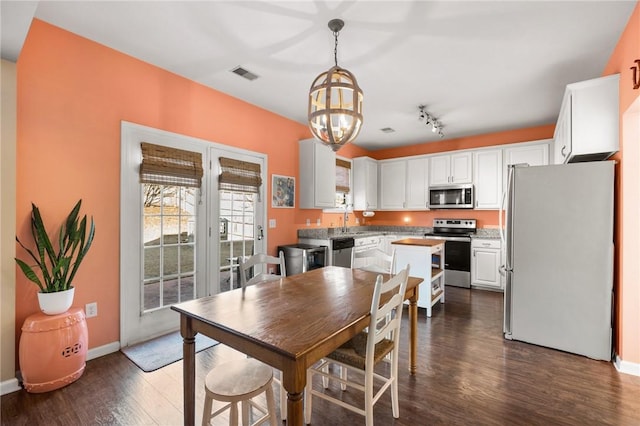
(85, 302), (98, 318)
(306, 219), (310, 226)
(269, 219), (276, 228)
(268, 267), (275, 274)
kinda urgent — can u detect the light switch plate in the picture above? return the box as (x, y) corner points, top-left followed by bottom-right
(269, 219), (276, 228)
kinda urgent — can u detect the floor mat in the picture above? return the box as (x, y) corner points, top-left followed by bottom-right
(121, 331), (219, 372)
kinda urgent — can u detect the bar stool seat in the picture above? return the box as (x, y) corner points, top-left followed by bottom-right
(202, 358), (278, 426)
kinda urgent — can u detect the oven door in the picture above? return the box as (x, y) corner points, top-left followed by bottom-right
(442, 239), (471, 288)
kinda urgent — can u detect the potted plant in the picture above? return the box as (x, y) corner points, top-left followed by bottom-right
(15, 200), (95, 315)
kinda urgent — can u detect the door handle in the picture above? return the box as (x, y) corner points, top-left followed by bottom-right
(257, 225), (264, 240)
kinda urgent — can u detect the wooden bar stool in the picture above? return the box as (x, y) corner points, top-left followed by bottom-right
(202, 358), (278, 426)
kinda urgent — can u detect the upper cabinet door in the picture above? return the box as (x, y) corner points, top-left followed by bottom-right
(352, 156), (378, 210)
(430, 152), (472, 185)
(298, 139), (336, 209)
(473, 149), (502, 210)
(405, 157), (429, 210)
(379, 160), (407, 210)
(450, 152), (473, 184)
(429, 155), (451, 185)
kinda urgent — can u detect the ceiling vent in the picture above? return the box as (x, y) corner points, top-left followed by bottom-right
(380, 127), (395, 133)
(231, 66), (259, 81)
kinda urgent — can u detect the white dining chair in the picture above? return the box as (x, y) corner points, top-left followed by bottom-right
(239, 252), (286, 288)
(351, 248), (396, 275)
(304, 266), (410, 426)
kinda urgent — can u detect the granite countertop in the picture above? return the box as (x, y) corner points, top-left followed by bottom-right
(299, 226), (503, 241)
(298, 226), (431, 240)
(471, 228), (501, 239)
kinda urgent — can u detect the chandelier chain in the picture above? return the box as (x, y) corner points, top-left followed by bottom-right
(333, 30), (339, 67)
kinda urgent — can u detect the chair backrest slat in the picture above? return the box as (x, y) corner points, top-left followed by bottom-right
(239, 252), (286, 290)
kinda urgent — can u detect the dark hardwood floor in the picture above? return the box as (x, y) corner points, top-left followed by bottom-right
(3, 287), (640, 425)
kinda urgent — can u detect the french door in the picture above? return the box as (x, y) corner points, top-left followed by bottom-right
(120, 122), (266, 346)
(210, 148), (266, 294)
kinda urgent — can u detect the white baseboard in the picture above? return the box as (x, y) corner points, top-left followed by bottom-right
(87, 341), (121, 361)
(1, 378), (21, 396)
(2, 341), (121, 396)
(614, 354), (640, 376)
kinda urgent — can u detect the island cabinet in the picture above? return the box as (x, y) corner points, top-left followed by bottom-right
(392, 238), (445, 317)
(299, 139), (336, 209)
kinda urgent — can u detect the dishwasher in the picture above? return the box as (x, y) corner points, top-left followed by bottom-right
(331, 237), (355, 268)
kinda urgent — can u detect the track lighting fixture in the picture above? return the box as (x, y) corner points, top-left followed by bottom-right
(418, 105), (444, 138)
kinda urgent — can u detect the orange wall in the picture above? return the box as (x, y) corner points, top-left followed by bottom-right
(16, 20), (310, 352)
(602, 2), (640, 364)
(15, 1), (639, 369)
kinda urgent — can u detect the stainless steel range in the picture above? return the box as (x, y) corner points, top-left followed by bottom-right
(424, 219), (476, 288)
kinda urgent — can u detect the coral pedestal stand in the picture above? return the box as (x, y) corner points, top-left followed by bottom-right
(19, 307), (88, 393)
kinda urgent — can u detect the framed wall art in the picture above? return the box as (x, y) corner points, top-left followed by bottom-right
(272, 174), (295, 208)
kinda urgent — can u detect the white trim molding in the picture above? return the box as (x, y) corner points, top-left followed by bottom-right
(614, 354), (640, 376)
(87, 341), (120, 361)
(1, 378), (21, 396)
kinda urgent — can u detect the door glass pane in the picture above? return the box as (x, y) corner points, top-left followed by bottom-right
(143, 184), (197, 312)
(219, 190), (255, 292)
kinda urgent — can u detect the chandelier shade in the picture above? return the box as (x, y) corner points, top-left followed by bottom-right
(308, 66), (363, 151)
(308, 19), (363, 152)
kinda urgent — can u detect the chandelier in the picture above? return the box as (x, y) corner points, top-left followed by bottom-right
(308, 19), (363, 152)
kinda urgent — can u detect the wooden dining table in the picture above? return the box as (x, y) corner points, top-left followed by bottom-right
(171, 266), (424, 426)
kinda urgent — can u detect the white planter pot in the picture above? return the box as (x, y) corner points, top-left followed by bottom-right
(37, 287), (75, 315)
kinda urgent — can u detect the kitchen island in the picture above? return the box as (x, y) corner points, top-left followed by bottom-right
(392, 238), (445, 317)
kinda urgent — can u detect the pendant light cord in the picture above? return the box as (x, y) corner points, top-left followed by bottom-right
(333, 30), (339, 67)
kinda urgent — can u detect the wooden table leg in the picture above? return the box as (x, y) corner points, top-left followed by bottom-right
(409, 296), (418, 375)
(181, 316), (196, 426)
(283, 364), (305, 425)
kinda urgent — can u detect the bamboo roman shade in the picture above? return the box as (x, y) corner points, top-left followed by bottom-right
(336, 158), (351, 193)
(140, 142), (203, 188)
(218, 157), (262, 195)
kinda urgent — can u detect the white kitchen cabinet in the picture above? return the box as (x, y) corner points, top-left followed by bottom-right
(379, 160), (406, 210)
(299, 139), (336, 209)
(379, 157), (429, 210)
(504, 140), (550, 168)
(473, 149), (502, 209)
(503, 140), (550, 193)
(405, 157), (429, 209)
(352, 157), (378, 211)
(553, 74), (619, 164)
(430, 152), (472, 185)
(471, 239), (502, 290)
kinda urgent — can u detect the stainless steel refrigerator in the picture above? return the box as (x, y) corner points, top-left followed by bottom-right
(501, 161), (614, 361)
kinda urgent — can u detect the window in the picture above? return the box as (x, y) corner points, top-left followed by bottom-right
(142, 185), (197, 310)
(140, 142), (203, 312)
(335, 158), (351, 208)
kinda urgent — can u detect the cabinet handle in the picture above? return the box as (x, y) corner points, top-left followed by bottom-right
(561, 145), (567, 157)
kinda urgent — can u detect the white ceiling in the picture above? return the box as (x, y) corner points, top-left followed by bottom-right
(1, 1), (636, 150)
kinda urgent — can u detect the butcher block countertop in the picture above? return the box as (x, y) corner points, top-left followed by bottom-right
(391, 238), (444, 247)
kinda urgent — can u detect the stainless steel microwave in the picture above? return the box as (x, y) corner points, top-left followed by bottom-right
(428, 184), (474, 209)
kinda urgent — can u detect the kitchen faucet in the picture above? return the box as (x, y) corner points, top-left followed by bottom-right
(342, 208), (349, 233)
